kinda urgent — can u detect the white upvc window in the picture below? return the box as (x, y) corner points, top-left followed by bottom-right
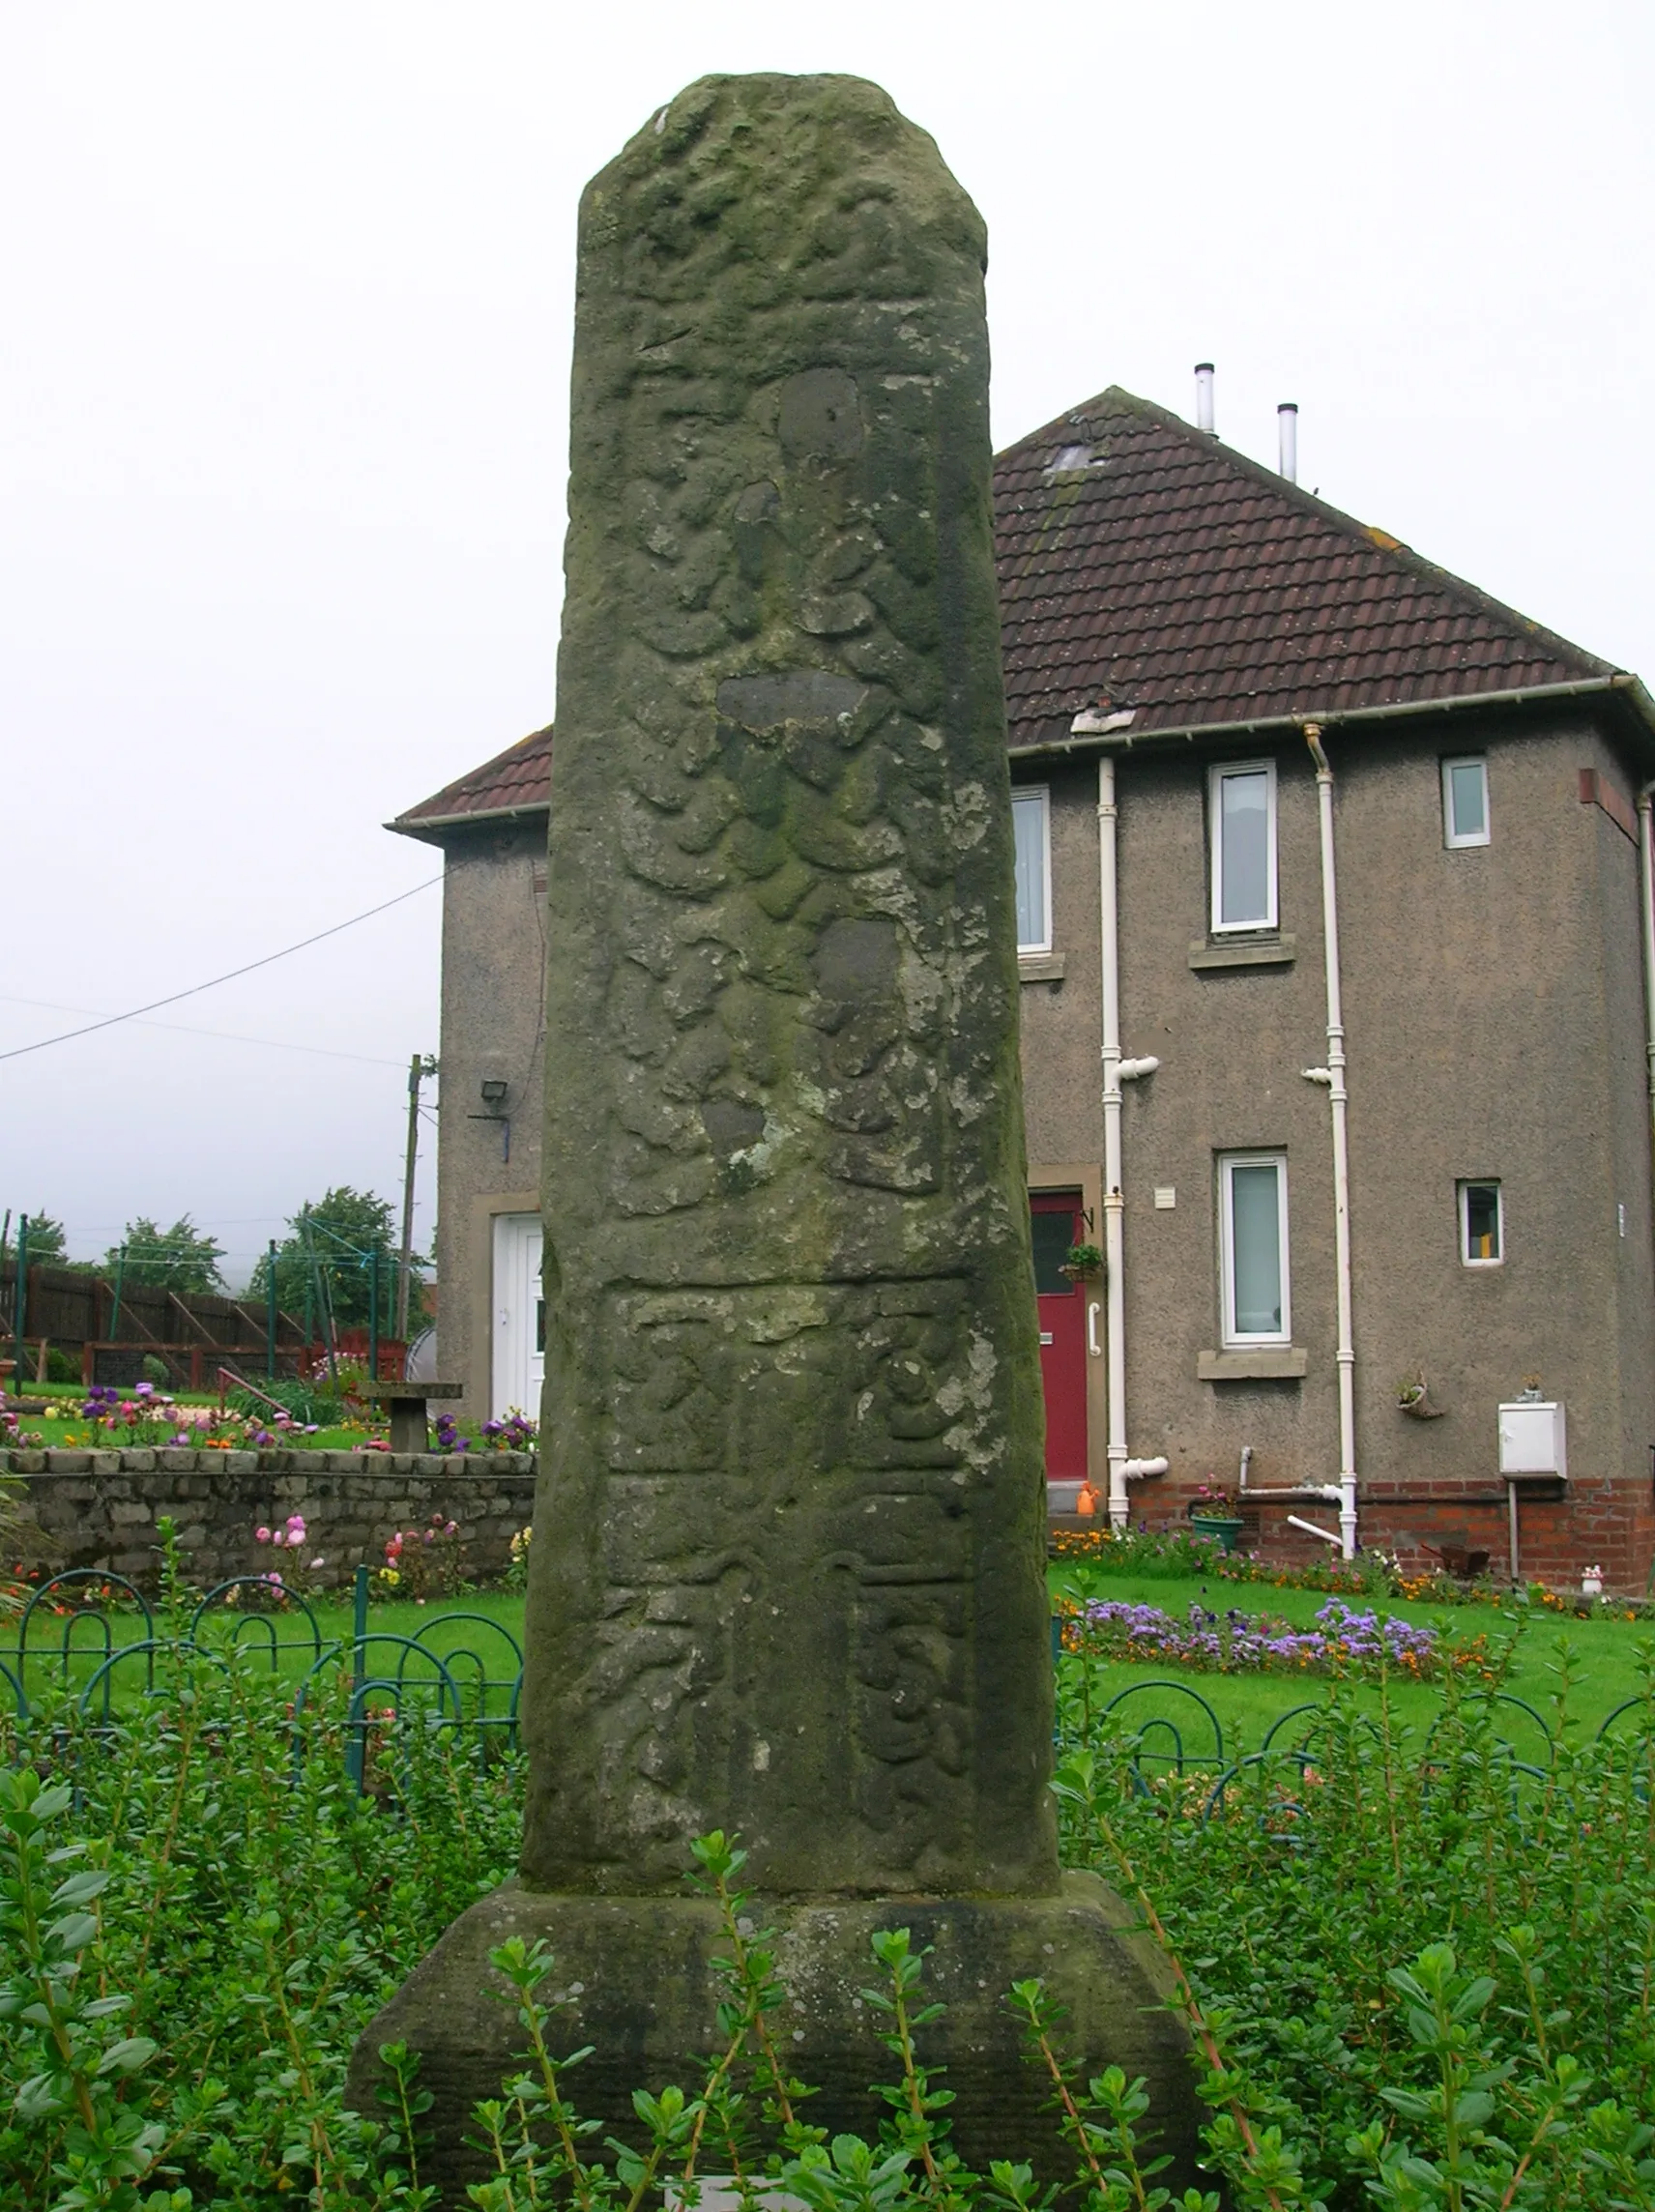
(1219, 1152), (1292, 1346)
(1012, 785), (1053, 953)
(1442, 756), (1490, 848)
(1209, 760), (1278, 932)
(1459, 1179), (1502, 1266)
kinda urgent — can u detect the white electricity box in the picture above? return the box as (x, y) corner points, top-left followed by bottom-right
(1497, 1400), (1567, 1480)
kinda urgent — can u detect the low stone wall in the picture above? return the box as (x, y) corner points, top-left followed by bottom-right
(2, 1448), (536, 1592)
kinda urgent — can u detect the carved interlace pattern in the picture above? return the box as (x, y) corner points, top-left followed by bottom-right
(528, 82), (1049, 1898)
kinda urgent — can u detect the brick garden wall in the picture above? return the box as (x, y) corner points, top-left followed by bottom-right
(1, 1448), (536, 1592)
(1114, 1473), (1655, 1592)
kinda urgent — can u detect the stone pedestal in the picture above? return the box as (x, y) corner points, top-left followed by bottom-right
(349, 1875), (1199, 2202)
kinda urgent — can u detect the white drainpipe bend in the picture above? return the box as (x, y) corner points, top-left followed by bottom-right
(1303, 725), (1359, 1558)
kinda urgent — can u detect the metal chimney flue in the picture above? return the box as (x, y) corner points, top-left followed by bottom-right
(1194, 362), (1215, 435)
(1278, 401), (1298, 482)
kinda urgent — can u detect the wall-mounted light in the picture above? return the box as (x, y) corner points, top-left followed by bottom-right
(471, 1078), (511, 1163)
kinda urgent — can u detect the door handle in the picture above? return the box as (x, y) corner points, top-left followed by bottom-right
(1088, 1302), (1101, 1356)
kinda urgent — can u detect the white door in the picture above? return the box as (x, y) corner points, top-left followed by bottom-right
(491, 1212), (544, 1422)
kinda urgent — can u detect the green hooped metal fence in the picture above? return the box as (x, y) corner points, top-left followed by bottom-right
(7, 1579), (1651, 1816)
(2, 1565), (523, 1790)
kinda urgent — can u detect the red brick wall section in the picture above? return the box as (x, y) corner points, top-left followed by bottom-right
(1131, 1475), (1655, 1595)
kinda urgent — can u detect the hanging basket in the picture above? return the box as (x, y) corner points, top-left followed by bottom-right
(1397, 1380), (1445, 1420)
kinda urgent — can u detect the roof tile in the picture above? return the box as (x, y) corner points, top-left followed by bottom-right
(392, 724), (555, 832)
(393, 386), (1615, 828)
(994, 388), (1609, 747)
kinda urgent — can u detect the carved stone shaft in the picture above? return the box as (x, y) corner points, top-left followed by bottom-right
(350, 80), (1197, 2201)
(523, 70), (1053, 1901)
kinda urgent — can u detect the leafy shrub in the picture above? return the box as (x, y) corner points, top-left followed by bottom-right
(505, 1524), (531, 1591)
(376, 1513), (468, 1601)
(228, 1375), (345, 1427)
(1057, 1631), (1655, 2207)
(0, 1539), (1651, 2211)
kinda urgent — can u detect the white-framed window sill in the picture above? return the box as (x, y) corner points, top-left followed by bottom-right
(1198, 1347), (1308, 1381)
(1018, 950), (1065, 983)
(1189, 934), (1295, 972)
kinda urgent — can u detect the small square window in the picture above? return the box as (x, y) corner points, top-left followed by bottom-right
(1442, 757), (1490, 848)
(1460, 1180), (1502, 1266)
(1219, 1152), (1291, 1345)
(1012, 786), (1052, 953)
(1210, 760), (1278, 932)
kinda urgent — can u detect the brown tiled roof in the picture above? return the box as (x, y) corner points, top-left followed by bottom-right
(389, 723), (555, 841)
(393, 386), (1631, 830)
(995, 386), (1614, 751)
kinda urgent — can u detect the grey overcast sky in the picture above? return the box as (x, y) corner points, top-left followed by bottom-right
(3, 1), (1651, 1286)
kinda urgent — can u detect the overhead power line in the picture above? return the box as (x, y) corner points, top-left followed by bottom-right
(0, 877), (443, 1064)
(0, 994), (409, 1068)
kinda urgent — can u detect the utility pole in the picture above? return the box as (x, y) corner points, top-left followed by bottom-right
(396, 1054), (435, 1340)
(12, 1214), (27, 1387)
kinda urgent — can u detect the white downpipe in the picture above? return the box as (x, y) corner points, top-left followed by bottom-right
(1640, 786), (1655, 1150)
(1081, 737), (1172, 1525)
(1087, 749), (1167, 1528)
(1097, 753), (1131, 1529)
(1304, 726), (1359, 1558)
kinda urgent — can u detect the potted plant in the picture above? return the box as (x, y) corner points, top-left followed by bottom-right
(1397, 1371), (1445, 1419)
(1187, 1482), (1246, 1554)
(1058, 1242), (1104, 1282)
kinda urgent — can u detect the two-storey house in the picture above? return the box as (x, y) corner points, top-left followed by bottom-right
(392, 383), (1655, 1587)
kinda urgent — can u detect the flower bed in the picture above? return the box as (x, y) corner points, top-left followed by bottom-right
(1052, 1521), (1654, 1617)
(1059, 1594), (1493, 1679)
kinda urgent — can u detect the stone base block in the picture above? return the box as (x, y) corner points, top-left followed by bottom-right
(347, 1874), (1200, 2206)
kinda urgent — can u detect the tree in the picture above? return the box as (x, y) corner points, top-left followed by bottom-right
(103, 1216), (226, 1295)
(8, 1213), (69, 1266)
(248, 1186), (426, 1335)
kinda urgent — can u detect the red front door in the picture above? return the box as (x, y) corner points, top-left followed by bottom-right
(1031, 1190), (1089, 1481)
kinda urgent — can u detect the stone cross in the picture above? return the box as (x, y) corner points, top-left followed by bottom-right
(353, 74), (1194, 2199)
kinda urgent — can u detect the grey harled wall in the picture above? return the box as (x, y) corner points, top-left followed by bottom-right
(6, 1449), (535, 1590)
(1017, 709), (1655, 1583)
(434, 824), (548, 1430)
